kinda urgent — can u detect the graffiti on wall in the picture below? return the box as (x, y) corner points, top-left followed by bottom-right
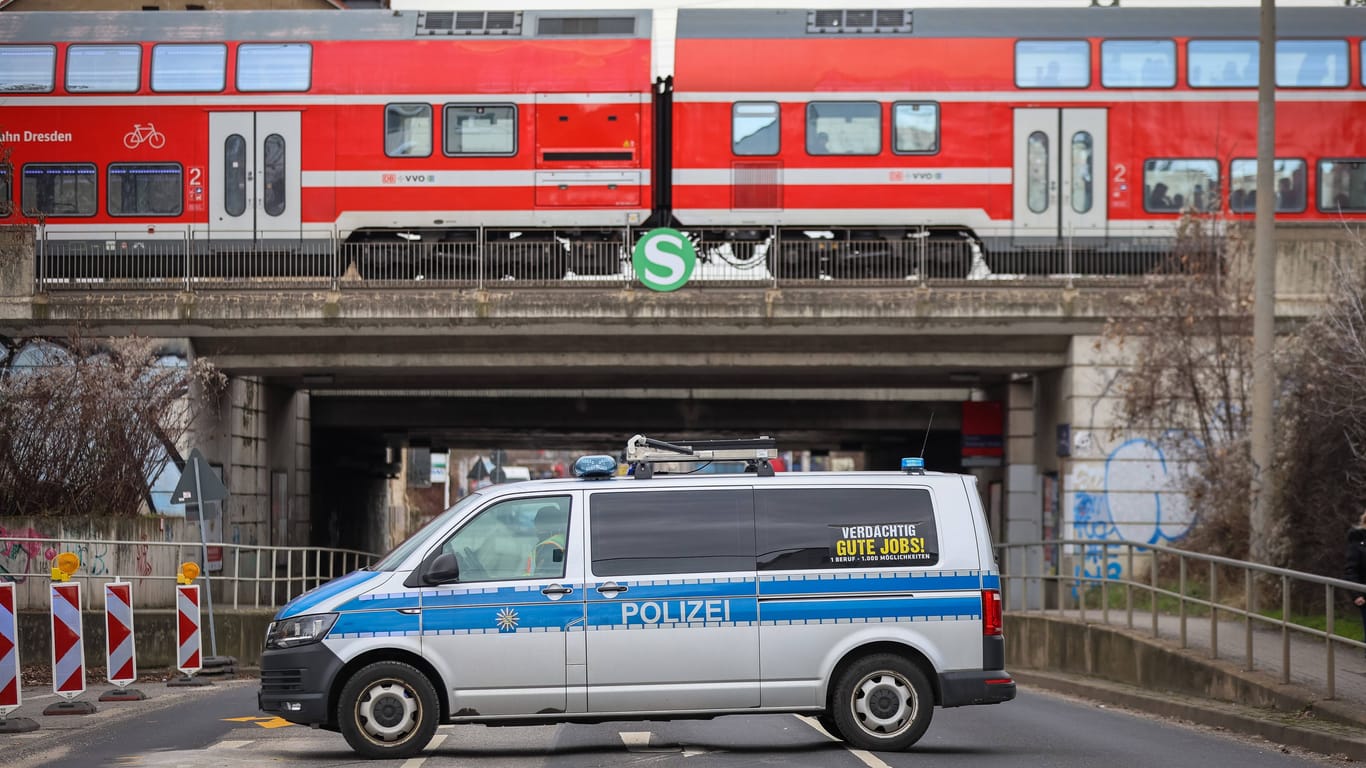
(1065, 432), (1198, 585)
(0, 525), (55, 583)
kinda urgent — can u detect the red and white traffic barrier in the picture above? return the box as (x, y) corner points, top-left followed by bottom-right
(176, 584), (202, 677)
(99, 581), (146, 702)
(46, 582), (95, 715)
(0, 582), (38, 732)
(0, 583), (20, 712)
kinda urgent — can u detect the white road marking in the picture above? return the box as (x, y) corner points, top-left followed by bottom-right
(619, 731), (679, 752)
(400, 733), (447, 768)
(214, 740), (250, 749)
(795, 715), (894, 768)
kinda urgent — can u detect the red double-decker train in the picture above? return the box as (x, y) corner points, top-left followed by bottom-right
(0, 6), (1362, 277)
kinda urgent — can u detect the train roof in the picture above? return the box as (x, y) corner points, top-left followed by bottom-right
(0, 9), (652, 43)
(675, 6), (1361, 39)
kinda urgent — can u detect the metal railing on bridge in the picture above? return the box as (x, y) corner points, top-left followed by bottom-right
(998, 539), (1366, 700)
(0, 536), (377, 612)
(33, 228), (1194, 292)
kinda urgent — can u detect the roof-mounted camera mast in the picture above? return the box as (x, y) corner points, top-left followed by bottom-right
(625, 434), (778, 479)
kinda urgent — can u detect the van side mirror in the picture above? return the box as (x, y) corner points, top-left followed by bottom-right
(424, 552), (460, 585)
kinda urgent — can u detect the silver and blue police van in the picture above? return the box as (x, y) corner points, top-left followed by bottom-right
(259, 435), (1015, 759)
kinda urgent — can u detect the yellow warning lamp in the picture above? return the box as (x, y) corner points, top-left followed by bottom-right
(177, 561), (201, 585)
(50, 552), (80, 583)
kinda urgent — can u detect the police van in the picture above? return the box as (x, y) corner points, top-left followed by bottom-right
(259, 435), (1015, 759)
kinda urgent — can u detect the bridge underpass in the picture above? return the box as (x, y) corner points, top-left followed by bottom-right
(306, 385), (996, 554)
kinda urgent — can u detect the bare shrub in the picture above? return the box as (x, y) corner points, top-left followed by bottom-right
(1102, 216), (1261, 562)
(1274, 234), (1366, 584)
(0, 335), (225, 517)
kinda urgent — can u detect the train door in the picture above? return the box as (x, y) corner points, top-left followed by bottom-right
(532, 93), (644, 213)
(1012, 108), (1107, 246)
(208, 112), (301, 243)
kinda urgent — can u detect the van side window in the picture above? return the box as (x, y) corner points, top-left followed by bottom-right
(436, 496), (571, 582)
(755, 488), (939, 570)
(589, 489), (753, 576)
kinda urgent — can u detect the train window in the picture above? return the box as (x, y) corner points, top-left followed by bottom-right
(1228, 159), (1306, 213)
(892, 102), (938, 154)
(1071, 132), (1093, 214)
(263, 134), (286, 217)
(386, 104), (433, 158)
(1362, 42), (1365, 88)
(0, 165), (10, 217)
(1101, 40), (1175, 88)
(151, 44), (226, 92)
(805, 102), (880, 156)
(1026, 132), (1049, 214)
(237, 43), (311, 92)
(732, 102), (779, 156)
(444, 104), (516, 156)
(67, 45), (141, 93)
(1143, 159), (1218, 214)
(1276, 40), (1348, 88)
(1318, 160), (1366, 213)
(1188, 40), (1257, 87)
(1015, 41), (1089, 88)
(20, 163), (97, 218)
(224, 134), (247, 217)
(108, 164), (183, 217)
(0, 45), (56, 92)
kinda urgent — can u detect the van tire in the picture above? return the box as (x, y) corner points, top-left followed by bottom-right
(816, 713), (844, 740)
(831, 653), (933, 752)
(338, 661), (440, 760)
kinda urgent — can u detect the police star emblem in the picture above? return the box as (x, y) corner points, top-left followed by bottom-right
(495, 607), (520, 632)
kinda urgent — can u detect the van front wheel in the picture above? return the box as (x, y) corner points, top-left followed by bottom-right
(831, 653), (933, 752)
(338, 661), (440, 759)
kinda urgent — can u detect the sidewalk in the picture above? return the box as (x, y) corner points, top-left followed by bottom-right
(1011, 607), (1366, 760)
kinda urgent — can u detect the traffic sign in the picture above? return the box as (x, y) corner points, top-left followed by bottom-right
(171, 448), (229, 511)
(632, 228), (697, 292)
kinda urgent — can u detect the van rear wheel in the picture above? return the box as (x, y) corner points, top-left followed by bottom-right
(338, 661), (439, 759)
(831, 653), (933, 751)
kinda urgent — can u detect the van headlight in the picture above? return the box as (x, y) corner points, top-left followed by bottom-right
(266, 613), (338, 649)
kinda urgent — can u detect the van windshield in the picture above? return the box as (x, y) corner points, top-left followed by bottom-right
(371, 491), (484, 571)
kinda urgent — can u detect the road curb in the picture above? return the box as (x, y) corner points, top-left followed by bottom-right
(1015, 669), (1366, 762)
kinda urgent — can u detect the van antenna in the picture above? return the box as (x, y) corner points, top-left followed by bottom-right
(919, 410), (935, 459)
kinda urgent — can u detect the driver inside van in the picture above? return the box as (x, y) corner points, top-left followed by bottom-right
(526, 505), (568, 577)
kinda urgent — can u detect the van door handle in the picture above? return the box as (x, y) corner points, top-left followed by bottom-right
(542, 585), (573, 596)
(597, 583), (628, 595)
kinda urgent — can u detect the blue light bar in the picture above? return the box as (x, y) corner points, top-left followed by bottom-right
(902, 457), (925, 475)
(574, 454), (618, 479)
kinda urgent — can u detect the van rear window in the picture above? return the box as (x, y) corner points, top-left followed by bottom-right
(756, 488), (938, 570)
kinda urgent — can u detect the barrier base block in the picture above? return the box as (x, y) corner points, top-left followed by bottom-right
(99, 688), (148, 702)
(200, 656), (239, 678)
(0, 716), (40, 733)
(167, 674), (212, 688)
(43, 700), (97, 716)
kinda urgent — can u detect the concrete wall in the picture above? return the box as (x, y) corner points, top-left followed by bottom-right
(0, 516), (203, 611)
(16, 609), (275, 672)
(1058, 336), (1196, 570)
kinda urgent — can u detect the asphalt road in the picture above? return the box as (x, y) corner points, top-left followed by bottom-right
(6, 681), (1340, 768)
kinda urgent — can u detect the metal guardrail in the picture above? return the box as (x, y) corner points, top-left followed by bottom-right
(33, 228), (1195, 291)
(0, 536), (377, 612)
(998, 539), (1366, 700)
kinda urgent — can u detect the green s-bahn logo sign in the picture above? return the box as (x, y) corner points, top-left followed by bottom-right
(632, 228), (697, 292)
